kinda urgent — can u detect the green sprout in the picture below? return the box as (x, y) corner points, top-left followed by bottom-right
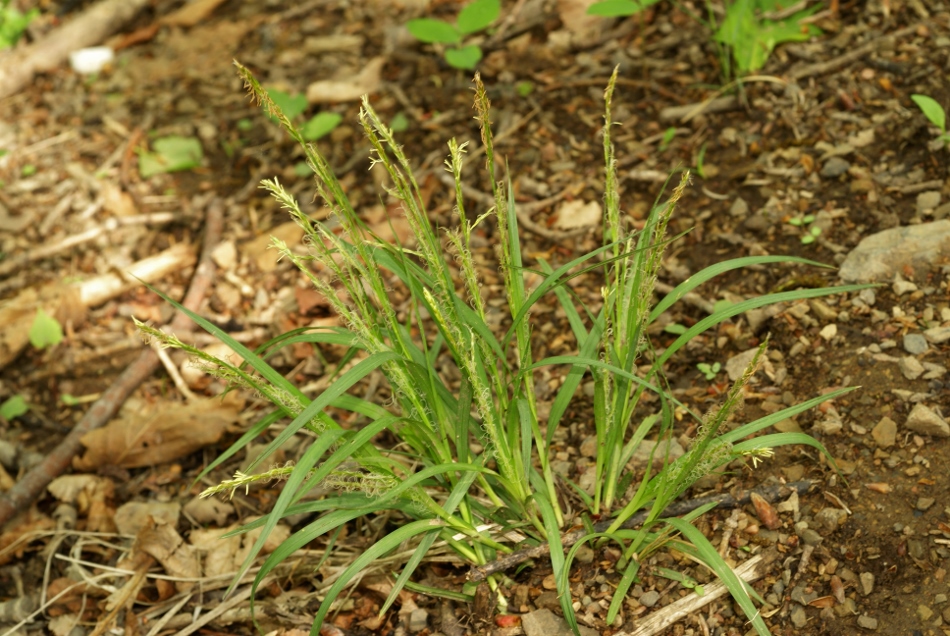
(697, 361), (721, 381)
(407, 0), (500, 70)
(911, 94), (950, 146)
(787, 214), (822, 245)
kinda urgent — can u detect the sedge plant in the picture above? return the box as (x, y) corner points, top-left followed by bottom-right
(139, 62), (867, 635)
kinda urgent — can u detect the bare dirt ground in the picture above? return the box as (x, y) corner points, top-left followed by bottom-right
(1, 1), (950, 635)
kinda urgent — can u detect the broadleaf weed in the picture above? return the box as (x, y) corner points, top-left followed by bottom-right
(140, 62), (872, 634)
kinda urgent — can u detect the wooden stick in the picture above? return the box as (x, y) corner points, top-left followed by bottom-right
(615, 549), (780, 636)
(0, 199), (224, 528)
(0, 0), (150, 99)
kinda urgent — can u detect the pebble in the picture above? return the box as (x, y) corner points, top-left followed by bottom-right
(790, 604), (808, 627)
(918, 604), (934, 621)
(638, 590), (660, 608)
(893, 280), (919, 295)
(857, 614), (879, 630)
(730, 197), (749, 217)
(905, 403), (950, 438)
(899, 356), (925, 380)
(924, 325), (950, 344)
(819, 323), (837, 341)
(860, 572), (875, 596)
(408, 608), (428, 632)
(800, 528), (824, 545)
(579, 436), (597, 458)
(943, 606), (950, 623)
(903, 333), (929, 355)
(871, 417), (897, 448)
(917, 190), (942, 215)
(820, 156), (851, 178)
(725, 347), (759, 381)
(838, 220), (950, 283)
(917, 497), (936, 511)
(858, 288), (877, 305)
(815, 507), (848, 534)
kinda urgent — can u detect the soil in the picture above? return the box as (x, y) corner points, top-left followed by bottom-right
(1, 1), (949, 636)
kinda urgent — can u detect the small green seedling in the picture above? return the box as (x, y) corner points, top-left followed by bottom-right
(659, 127), (677, 152)
(21, 164), (36, 177)
(697, 361), (721, 381)
(138, 136), (204, 178)
(516, 81), (534, 97)
(29, 308), (63, 349)
(911, 94), (950, 146)
(0, 0), (38, 50)
(0, 395), (27, 420)
(407, 0), (500, 70)
(788, 214), (821, 245)
(657, 566), (706, 596)
(267, 88), (341, 142)
(715, 0), (822, 74)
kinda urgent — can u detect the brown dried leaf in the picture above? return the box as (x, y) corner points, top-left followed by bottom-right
(750, 491), (782, 530)
(160, 0), (229, 27)
(831, 574), (845, 604)
(864, 482), (892, 493)
(135, 520), (199, 592)
(74, 395), (241, 470)
(190, 517), (290, 578)
(808, 595), (837, 608)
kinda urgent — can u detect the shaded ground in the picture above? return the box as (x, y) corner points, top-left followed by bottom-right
(1, 1), (949, 635)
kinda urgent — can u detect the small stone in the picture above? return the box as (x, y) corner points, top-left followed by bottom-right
(790, 604), (808, 628)
(903, 333), (929, 355)
(905, 403), (950, 438)
(917, 497), (936, 511)
(857, 614), (879, 630)
(893, 279), (919, 295)
(821, 156), (851, 178)
(871, 417), (897, 448)
(574, 544), (595, 564)
(800, 528), (824, 545)
(630, 439), (685, 469)
(815, 507), (848, 534)
(408, 608), (428, 632)
(211, 240), (238, 269)
(579, 436), (597, 458)
(858, 288), (877, 305)
(943, 606), (950, 623)
(819, 323), (838, 341)
(860, 572), (875, 596)
(638, 590), (660, 608)
(924, 326), (950, 344)
(730, 197), (749, 217)
(918, 604), (934, 621)
(899, 356), (925, 380)
(917, 190), (942, 215)
(725, 347), (759, 381)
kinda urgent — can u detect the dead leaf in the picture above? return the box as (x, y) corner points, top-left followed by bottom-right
(183, 496), (233, 526)
(808, 595), (837, 608)
(865, 482), (892, 493)
(161, 0), (230, 27)
(553, 199), (601, 230)
(750, 491), (782, 530)
(243, 221), (303, 272)
(306, 57), (385, 104)
(114, 501), (181, 535)
(191, 517), (290, 578)
(73, 395), (241, 471)
(47, 474), (116, 533)
(100, 181), (138, 217)
(0, 508), (55, 565)
(135, 520), (199, 592)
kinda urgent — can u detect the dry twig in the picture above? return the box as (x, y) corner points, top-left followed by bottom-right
(0, 199), (225, 527)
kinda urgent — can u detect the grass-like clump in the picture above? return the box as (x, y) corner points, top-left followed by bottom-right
(138, 62), (866, 635)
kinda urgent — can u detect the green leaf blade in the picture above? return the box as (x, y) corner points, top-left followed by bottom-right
(407, 18), (461, 44)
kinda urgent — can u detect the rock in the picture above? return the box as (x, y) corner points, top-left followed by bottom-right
(924, 326), (950, 344)
(857, 614), (879, 630)
(579, 436), (597, 458)
(815, 507), (848, 534)
(789, 604), (808, 627)
(918, 604), (934, 621)
(860, 572), (875, 596)
(574, 544), (595, 563)
(630, 439), (685, 469)
(917, 497), (935, 511)
(903, 333), (929, 355)
(905, 404), (950, 438)
(729, 197), (749, 217)
(408, 608), (428, 632)
(871, 417), (897, 448)
(917, 190), (942, 215)
(893, 279), (919, 295)
(943, 606), (950, 623)
(800, 528), (824, 545)
(899, 356), (925, 380)
(838, 220), (950, 283)
(819, 323), (837, 341)
(725, 347), (760, 381)
(522, 609), (598, 636)
(820, 156), (851, 178)
(858, 288), (877, 305)
(638, 590), (661, 608)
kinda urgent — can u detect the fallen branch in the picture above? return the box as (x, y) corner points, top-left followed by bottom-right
(468, 480), (812, 582)
(615, 549), (780, 636)
(0, 0), (150, 99)
(0, 198), (224, 528)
